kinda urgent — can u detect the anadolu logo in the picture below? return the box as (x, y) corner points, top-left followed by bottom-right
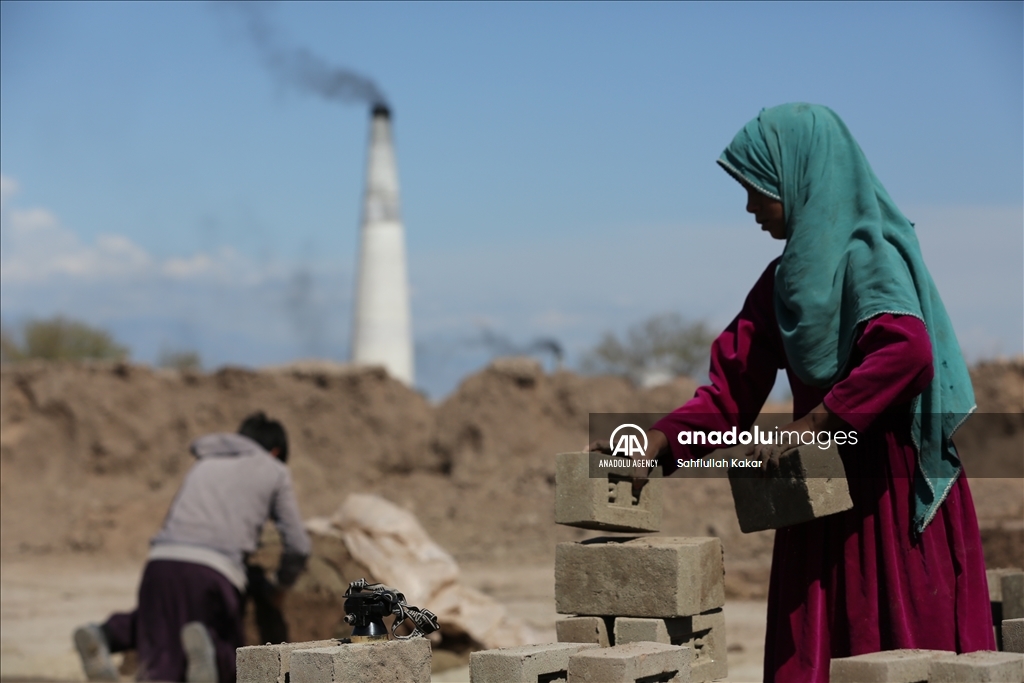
(610, 424), (648, 457)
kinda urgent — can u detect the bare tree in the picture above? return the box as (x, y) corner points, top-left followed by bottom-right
(581, 313), (714, 385)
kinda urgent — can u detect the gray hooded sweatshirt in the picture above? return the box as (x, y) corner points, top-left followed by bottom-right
(149, 433), (311, 590)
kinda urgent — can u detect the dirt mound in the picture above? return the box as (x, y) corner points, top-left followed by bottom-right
(964, 357), (1024, 571)
(1, 356), (1021, 606)
(0, 361), (435, 559)
(970, 356), (1024, 413)
(0, 358), (699, 563)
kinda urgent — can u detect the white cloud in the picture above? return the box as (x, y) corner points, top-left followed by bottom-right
(0, 177), (257, 286)
(0, 176), (356, 379)
(162, 253), (214, 278)
(1, 206), (155, 283)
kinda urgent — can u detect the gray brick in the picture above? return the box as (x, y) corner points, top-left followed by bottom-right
(930, 650), (1024, 682)
(613, 617), (669, 645)
(830, 649), (948, 683)
(469, 642), (599, 683)
(289, 639), (431, 683)
(728, 443), (853, 533)
(1004, 572), (1023, 619)
(236, 639), (337, 683)
(1005, 619), (1024, 654)
(555, 452), (662, 533)
(555, 537), (724, 617)
(989, 569), (1024, 620)
(567, 641), (692, 683)
(614, 609), (727, 682)
(556, 617), (612, 648)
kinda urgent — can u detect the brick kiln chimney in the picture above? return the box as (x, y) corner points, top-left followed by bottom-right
(351, 104), (414, 385)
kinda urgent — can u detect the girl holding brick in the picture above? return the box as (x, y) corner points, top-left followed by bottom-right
(638, 103), (994, 682)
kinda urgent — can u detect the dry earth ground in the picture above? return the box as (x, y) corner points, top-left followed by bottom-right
(0, 557), (768, 683)
(1, 357), (1021, 681)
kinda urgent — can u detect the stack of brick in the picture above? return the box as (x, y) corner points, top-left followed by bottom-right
(237, 640), (337, 683)
(237, 639), (433, 683)
(552, 536), (727, 682)
(552, 451), (728, 682)
(830, 648), (1024, 683)
(468, 452), (717, 682)
(469, 640), (695, 683)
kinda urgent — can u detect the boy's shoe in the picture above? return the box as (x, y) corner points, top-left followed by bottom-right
(181, 621), (219, 683)
(73, 624), (119, 681)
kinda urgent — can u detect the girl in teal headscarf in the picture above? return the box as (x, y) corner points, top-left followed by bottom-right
(642, 103), (994, 681)
(718, 102), (976, 535)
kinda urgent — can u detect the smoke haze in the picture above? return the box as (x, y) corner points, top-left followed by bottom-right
(216, 2), (388, 107)
(285, 268), (328, 357)
(476, 327), (564, 367)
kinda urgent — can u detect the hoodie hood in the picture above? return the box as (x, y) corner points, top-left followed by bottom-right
(189, 433), (267, 460)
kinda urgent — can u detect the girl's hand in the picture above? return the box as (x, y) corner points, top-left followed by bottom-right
(631, 429), (669, 498)
(748, 441), (796, 474)
(746, 403), (849, 475)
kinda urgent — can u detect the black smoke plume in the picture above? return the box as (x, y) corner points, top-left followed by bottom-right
(284, 268), (327, 357)
(476, 327), (564, 368)
(215, 2), (388, 107)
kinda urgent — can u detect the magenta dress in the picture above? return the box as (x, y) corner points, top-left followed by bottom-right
(652, 258), (994, 682)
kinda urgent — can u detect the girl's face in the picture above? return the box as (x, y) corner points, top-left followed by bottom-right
(745, 186), (786, 240)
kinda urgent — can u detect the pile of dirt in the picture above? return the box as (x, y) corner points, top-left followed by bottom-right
(965, 357), (1024, 571)
(0, 357), (693, 561)
(1, 355), (1021, 608)
(970, 357), (1024, 413)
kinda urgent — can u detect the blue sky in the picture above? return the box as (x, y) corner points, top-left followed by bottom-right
(1, 1), (1021, 397)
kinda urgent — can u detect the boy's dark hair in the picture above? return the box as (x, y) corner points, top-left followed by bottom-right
(238, 411), (289, 463)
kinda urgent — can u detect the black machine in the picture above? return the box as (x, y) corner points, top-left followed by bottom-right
(342, 579), (440, 642)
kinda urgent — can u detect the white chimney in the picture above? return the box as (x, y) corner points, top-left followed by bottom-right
(351, 104), (414, 385)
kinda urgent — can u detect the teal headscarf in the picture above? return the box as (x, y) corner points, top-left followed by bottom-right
(718, 103), (976, 533)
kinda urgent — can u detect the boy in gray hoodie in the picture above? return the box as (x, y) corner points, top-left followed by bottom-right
(74, 412), (311, 682)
